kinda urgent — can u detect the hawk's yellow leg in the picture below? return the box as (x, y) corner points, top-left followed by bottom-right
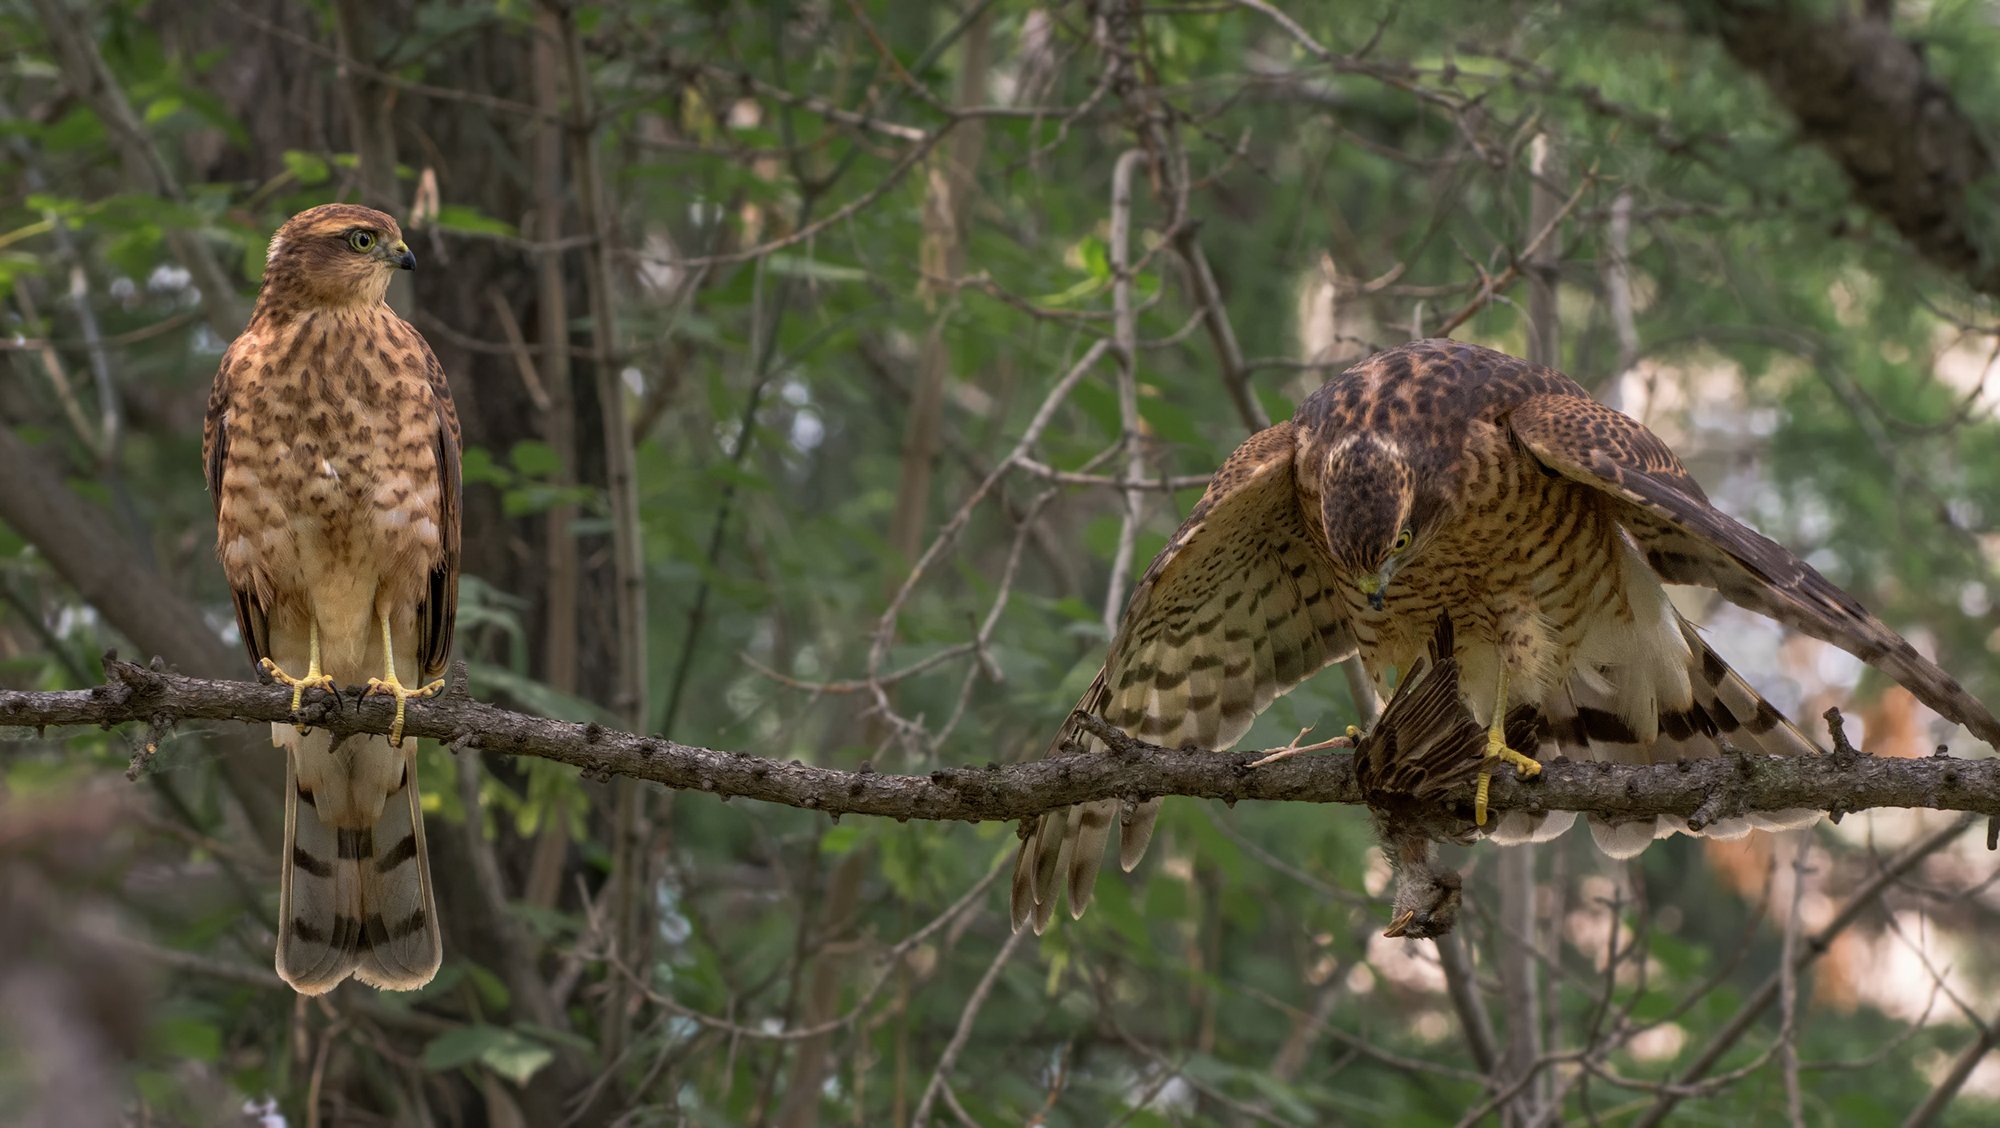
(259, 621), (336, 731)
(1475, 664), (1543, 825)
(363, 612), (443, 748)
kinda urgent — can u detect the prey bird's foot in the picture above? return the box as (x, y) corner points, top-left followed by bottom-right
(1248, 725), (1358, 768)
(259, 658), (336, 732)
(1474, 733), (1542, 826)
(364, 674), (444, 748)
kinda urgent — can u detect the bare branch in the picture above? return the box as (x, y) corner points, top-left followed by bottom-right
(11, 659), (2000, 831)
(1679, 0), (2000, 297)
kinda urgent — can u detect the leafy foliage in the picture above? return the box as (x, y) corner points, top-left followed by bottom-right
(3, 0), (2000, 1125)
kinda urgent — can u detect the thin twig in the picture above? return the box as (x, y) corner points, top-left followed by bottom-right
(1634, 815), (1979, 1127)
(910, 929), (1025, 1127)
(1102, 149), (1150, 635)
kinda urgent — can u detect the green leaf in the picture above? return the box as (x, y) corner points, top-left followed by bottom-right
(151, 1015), (221, 1062)
(768, 254), (868, 283)
(820, 823), (864, 856)
(465, 661), (620, 725)
(1078, 234), (1109, 280)
(433, 204), (519, 237)
(142, 95), (184, 124)
(508, 439), (562, 478)
(283, 150), (331, 186)
(460, 445), (508, 487)
(423, 1024), (554, 1085)
(463, 960), (512, 1011)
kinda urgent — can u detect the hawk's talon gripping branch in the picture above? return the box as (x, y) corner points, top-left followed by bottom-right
(1475, 665), (1542, 826)
(363, 613), (442, 748)
(257, 622), (335, 732)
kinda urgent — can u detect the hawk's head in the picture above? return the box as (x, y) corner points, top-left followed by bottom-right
(257, 204), (415, 312)
(1319, 434), (1435, 609)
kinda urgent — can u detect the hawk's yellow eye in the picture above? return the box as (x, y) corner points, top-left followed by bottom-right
(347, 230), (376, 252)
(1393, 527), (1413, 552)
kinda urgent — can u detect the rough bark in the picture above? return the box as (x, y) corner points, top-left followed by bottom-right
(1681, 0), (2000, 295)
(12, 657), (2000, 831)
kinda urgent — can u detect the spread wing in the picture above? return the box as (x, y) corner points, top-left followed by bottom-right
(1010, 422), (1358, 933)
(204, 343), (269, 669)
(417, 342), (461, 683)
(1506, 394), (2000, 748)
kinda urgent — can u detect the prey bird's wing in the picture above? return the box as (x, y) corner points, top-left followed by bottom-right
(1357, 614), (1485, 941)
(1353, 613), (1488, 802)
(1507, 394), (2000, 747)
(1011, 422), (1358, 933)
(418, 343), (461, 683)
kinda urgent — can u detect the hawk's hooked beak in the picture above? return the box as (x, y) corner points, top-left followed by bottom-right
(391, 240), (416, 271)
(1356, 569), (1390, 611)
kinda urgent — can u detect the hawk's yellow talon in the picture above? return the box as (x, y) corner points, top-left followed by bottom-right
(365, 674), (442, 747)
(259, 623), (335, 732)
(1487, 740), (1542, 777)
(362, 612), (441, 747)
(1475, 666), (1540, 826)
(1345, 724), (1364, 740)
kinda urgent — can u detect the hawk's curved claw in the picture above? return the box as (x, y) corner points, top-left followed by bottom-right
(1474, 664), (1541, 826)
(365, 673), (443, 748)
(363, 611), (442, 747)
(1475, 730), (1542, 826)
(260, 648), (335, 734)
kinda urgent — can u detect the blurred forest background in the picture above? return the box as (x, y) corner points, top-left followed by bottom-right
(4, 0), (2000, 1124)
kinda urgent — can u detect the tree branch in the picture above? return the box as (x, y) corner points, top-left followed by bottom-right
(12, 657), (2000, 830)
(1679, 0), (2000, 296)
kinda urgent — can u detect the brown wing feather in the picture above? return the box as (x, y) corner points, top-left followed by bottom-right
(204, 345), (269, 669)
(417, 343), (461, 682)
(1011, 423), (1358, 932)
(1507, 394), (2000, 748)
(1353, 613), (1487, 802)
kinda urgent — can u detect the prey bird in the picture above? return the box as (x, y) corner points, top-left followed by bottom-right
(1012, 339), (2000, 933)
(206, 204), (459, 992)
(1350, 612), (1507, 940)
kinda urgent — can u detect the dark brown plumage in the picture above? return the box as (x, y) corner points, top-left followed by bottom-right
(1011, 338), (2000, 932)
(205, 204), (459, 993)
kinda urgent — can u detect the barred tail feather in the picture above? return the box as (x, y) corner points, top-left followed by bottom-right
(275, 725), (441, 993)
(278, 727), (362, 994)
(353, 752), (440, 990)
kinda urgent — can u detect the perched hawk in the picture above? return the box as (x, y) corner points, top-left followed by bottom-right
(205, 204), (459, 992)
(1011, 339), (2000, 933)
